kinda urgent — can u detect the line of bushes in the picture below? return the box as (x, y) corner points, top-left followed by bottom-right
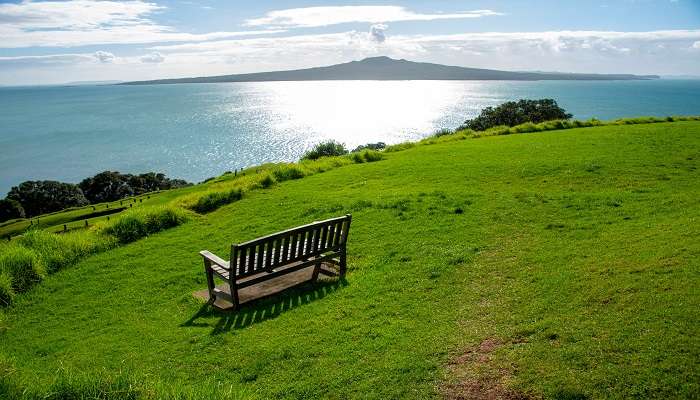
(385, 115), (700, 152)
(179, 148), (383, 214)
(0, 206), (188, 306)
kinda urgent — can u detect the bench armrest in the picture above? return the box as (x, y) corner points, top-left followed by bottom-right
(199, 250), (230, 269)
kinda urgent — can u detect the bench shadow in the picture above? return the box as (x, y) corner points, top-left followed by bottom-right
(182, 277), (348, 335)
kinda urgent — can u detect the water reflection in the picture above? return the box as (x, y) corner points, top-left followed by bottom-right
(249, 80), (477, 148)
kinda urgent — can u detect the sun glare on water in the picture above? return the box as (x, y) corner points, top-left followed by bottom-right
(251, 80), (474, 148)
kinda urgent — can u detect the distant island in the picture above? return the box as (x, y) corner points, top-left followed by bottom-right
(122, 56), (659, 85)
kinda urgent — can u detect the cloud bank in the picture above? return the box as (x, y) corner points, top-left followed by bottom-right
(0, 2), (699, 84)
(0, 0), (283, 48)
(245, 6), (502, 28)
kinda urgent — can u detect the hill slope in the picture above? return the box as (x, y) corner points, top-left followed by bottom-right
(122, 56), (660, 85)
(1, 122), (698, 399)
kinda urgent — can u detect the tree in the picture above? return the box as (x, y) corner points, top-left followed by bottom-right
(79, 171), (134, 203)
(0, 199), (25, 222)
(460, 99), (572, 131)
(7, 181), (88, 217)
(80, 171), (190, 203)
(352, 142), (386, 152)
(301, 141), (348, 160)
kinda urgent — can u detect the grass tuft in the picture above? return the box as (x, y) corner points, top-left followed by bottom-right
(186, 188), (243, 214)
(17, 229), (114, 274)
(272, 164), (306, 181)
(102, 206), (189, 243)
(0, 245), (46, 293)
(0, 272), (14, 307)
(350, 150), (384, 163)
(257, 173), (275, 189)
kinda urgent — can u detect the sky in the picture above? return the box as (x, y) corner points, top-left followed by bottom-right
(0, 0), (699, 85)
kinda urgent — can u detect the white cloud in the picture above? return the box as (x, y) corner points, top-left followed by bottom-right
(94, 51), (115, 63)
(140, 52), (165, 63)
(0, 51), (118, 65)
(369, 24), (388, 43)
(3, 29), (700, 84)
(693, 41), (700, 49)
(143, 29), (700, 76)
(0, 53), (96, 65)
(0, 0), (284, 48)
(245, 6), (502, 28)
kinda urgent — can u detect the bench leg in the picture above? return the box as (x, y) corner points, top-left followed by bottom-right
(229, 280), (240, 310)
(339, 249), (347, 277)
(312, 262), (321, 282)
(204, 260), (216, 302)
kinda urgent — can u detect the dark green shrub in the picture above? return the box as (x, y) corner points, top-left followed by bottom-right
(0, 199), (25, 223)
(0, 245), (46, 293)
(460, 99), (572, 131)
(301, 141), (348, 160)
(352, 142), (386, 152)
(190, 188), (243, 214)
(433, 128), (453, 137)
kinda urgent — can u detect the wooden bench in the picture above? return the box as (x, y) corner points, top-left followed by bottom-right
(200, 215), (352, 309)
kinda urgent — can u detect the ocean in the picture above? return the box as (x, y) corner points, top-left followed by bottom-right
(1, 79), (699, 194)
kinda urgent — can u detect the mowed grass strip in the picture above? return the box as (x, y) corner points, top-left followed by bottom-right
(0, 122), (698, 399)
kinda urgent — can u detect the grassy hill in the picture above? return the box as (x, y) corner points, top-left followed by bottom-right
(1, 121), (698, 399)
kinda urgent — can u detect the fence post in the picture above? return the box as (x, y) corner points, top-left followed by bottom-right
(85, 220), (88, 227)
(64, 224), (67, 232)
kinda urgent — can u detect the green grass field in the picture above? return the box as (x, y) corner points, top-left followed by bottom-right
(1, 121), (698, 399)
(0, 191), (186, 239)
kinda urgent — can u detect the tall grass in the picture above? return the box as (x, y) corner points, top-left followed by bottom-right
(17, 229), (114, 273)
(0, 207), (187, 306)
(0, 230), (116, 305)
(0, 271), (14, 307)
(0, 245), (45, 294)
(350, 149), (384, 163)
(0, 367), (255, 400)
(101, 206), (189, 244)
(187, 188), (243, 214)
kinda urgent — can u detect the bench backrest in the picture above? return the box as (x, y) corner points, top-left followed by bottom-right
(230, 215), (351, 278)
